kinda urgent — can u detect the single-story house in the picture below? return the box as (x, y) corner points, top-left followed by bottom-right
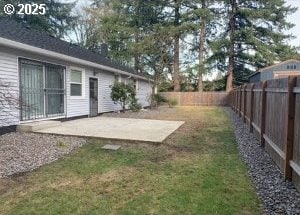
(249, 59), (300, 83)
(0, 18), (154, 131)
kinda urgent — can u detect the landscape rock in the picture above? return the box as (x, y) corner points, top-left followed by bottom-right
(225, 108), (300, 215)
(0, 132), (86, 177)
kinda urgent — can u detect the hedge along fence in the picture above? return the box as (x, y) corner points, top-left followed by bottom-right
(228, 76), (300, 191)
(160, 92), (228, 106)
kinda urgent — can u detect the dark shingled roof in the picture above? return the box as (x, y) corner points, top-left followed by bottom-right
(0, 18), (151, 79)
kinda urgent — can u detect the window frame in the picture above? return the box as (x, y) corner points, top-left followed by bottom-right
(287, 64), (297, 70)
(70, 67), (85, 99)
(114, 74), (121, 83)
(133, 79), (139, 92)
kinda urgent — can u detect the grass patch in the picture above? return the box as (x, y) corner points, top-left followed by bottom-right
(56, 140), (68, 148)
(0, 107), (261, 215)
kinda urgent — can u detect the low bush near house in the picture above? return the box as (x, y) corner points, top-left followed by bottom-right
(153, 94), (167, 105)
(129, 98), (142, 112)
(148, 93), (167, 108)
(111, 82), (136, 112)
(168, 99), (178, 108)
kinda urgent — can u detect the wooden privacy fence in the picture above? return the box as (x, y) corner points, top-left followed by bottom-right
(161, 92), (228, 106)
(228, 76), (300, 191)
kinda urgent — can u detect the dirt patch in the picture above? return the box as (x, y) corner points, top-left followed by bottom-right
(47, 167), (137, 191)
(102, 106), (178, 120)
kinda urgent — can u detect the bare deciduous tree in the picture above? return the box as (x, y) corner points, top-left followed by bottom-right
(0, 79), (20, 126)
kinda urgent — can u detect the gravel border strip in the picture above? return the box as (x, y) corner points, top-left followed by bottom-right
(225, 108), (300, 215)
(0, 132), (86, 178)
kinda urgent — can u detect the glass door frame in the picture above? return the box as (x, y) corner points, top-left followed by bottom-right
(19, 58), (67, 121)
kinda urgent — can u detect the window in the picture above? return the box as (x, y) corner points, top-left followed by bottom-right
(19, 58), (66, 120)
(287, 64), (297, 70)
(70, 69), (83, 96)
(133, 79), (138, 92)
(114, 74), (120, 83)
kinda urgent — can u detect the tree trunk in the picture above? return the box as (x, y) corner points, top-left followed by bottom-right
(134, 31), (141, 72)
(134, 55), (141, 72)
(173, 0), (181, 92)
(198, 0), (206, 92)
(151, 70), (159, 108)
(122, 101), (126, 113)
(226, 0), (237, 92)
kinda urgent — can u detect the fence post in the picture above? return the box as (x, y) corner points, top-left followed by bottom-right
(234, 90), (237, 112)
(243, 85), (247, 123)
(284, 76), (297, 180)
(236, 88), (239, 113)
(236, 88), (238, 113)
(228, 90), (234, 110)
(239, 86), (242, 117)
(237, 88), (240, 113)
(234, 90), (237, 110)
(249, 84), (255, 133)
(260, 81), (267, 147)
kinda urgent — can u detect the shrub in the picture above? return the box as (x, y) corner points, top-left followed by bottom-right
(129, 97), (142, 112)
(168, 98), (178, 108)
(111, 82), (135, 112)
(153, 94), (167, 105)
(56, 140), (68, 148)
(147, 93), (167, 109)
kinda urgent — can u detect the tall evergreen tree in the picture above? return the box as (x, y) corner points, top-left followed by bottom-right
(0, 0), (77, 38)
(173, 0), (182, 92)
(89, 0), (167, 68)
(210, 0), (298, 90)
(198, 0), (206, 92)
(184, 0), (217, 92)
(77, 0), (298, 93)
(89, 0), (175, 98)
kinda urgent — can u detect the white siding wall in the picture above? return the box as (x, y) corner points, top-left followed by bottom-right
(98, 71), (122, 113)
(66, 67), (94, 117)
(0, 51), (19, 127)
(136, 80), (152, 107)
(67, 68), (127, 117)
(0, 48), (153, 126)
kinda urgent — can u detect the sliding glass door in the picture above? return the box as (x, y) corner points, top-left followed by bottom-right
(45, 64), (65, 116)
(20, 59), (65, 121)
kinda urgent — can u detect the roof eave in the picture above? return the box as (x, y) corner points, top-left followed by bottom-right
(248, 72), (260, 78)
(0, 37), (154, 82)
(259, 59), (300, 73)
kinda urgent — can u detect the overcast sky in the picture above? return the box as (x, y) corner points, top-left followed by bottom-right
(286, 0), (300, 46)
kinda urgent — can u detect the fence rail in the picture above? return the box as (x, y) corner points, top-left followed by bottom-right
(229, 76), (300, 191)
(161, 92), (228, 106)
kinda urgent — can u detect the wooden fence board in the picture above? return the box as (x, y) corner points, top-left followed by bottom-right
(245, 84), (252, 127)
(252, 83), (262, 140)
(229, 76), (300, 191)
(293, 77), (300, 190)
(264, 79), (288, 171)
(284, 77), (297, 179)
(161, 92), (228, 106)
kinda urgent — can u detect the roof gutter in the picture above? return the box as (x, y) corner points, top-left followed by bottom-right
(248, 72), (259, 78)
(0, 37), (153, 82)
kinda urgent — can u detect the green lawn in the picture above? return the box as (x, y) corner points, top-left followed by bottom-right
(0, 107), (261, 215)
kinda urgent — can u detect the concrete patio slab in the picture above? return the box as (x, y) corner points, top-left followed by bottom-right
(35, 117), (184, 143)
(17, 120), (61, 132)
